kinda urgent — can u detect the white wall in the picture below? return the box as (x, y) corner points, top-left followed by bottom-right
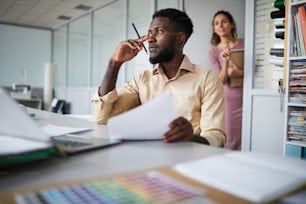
(0, 24), (51, 87)
(185, 0), (245, 69)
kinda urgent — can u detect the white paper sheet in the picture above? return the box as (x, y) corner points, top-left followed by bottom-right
(0, 124), (91, 155)
(174, 152), (306, 203)
(107, 92), (176, 140)
(0, 135), (52, 155)
(41, 124), (92, 137)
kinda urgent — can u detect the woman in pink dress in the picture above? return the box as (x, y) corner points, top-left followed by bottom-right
(209, 10), (244, 150)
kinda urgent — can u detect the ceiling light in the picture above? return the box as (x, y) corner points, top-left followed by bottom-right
(74, 4), (92, 11)
(57, 15), (72, 20)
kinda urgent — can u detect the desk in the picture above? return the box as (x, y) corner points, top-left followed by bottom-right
(0, 108), (228, 192)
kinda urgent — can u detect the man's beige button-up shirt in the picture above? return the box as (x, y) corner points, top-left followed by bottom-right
(92, 56), (226, 147)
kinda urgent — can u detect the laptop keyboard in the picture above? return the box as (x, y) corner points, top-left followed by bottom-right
(56, 140), (92, 147)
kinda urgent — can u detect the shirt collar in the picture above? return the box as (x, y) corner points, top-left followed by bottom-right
(152, 55), (195, 75)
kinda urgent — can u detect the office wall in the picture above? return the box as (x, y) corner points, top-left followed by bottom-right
(185, 0), (245, 69)
(0, 24), (51, 87)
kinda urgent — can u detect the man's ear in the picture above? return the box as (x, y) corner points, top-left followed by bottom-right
(177, 32), (186, 47)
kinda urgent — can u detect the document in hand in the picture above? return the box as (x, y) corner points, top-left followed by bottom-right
(107, 92), (176, 140)
(229, 48), (244, 87)
(174, 151), (306, 203)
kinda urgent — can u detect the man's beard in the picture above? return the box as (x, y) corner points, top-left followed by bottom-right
(149, 42), (176, 64)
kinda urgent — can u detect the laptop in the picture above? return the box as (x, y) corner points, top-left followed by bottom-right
(0, 88), (121, 166)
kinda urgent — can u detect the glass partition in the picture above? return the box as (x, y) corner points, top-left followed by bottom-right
(157, 0), (180, 10)
(53, 26), (67, 87)
(52, 0), (183, 88)
(92, 0), (124, 87)
(126, 0), (151, 81)
(68, 15), (90, 87)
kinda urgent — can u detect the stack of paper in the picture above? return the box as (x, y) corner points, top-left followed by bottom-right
(174, 151), (306, 203)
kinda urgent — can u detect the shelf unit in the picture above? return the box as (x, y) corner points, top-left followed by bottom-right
(284, 0), (306, 158)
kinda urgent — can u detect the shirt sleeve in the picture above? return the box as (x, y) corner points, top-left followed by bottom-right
(91, 78), (141, 124)
(200, 71), (226, 147)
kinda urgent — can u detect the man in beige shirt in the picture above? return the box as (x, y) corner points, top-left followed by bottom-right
(92, 8), (226, 147)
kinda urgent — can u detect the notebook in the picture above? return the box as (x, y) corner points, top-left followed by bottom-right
(0, 88), (121, 166)
(229, 48), (244, 87)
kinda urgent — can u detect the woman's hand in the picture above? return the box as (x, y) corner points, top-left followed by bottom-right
(218, 45), (230, 83)
(227, 61), (243, 77)
(220, 46), (230, 62)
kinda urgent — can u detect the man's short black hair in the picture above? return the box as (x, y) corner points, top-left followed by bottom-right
(153, 8), (193, 43)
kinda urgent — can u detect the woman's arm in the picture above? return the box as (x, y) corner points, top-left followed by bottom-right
(209, 48), (229, 84)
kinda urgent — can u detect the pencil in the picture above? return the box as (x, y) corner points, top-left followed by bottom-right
(132, 22), (148, 54)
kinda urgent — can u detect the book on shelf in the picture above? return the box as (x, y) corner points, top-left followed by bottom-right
(289, 59), (306, 102)
(292, 13), (299, 56)
(292, 5), (306, 56)
(288, 109), (306, 142)
(298, 4), (306, 55)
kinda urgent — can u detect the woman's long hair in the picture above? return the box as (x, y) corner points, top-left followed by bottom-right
(210, 10), (237, 46)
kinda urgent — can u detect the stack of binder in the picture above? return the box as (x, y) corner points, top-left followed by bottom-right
(268, 0), (286, 88)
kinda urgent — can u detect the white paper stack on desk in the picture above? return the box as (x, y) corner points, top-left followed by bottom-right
(174, 151), (306, 203)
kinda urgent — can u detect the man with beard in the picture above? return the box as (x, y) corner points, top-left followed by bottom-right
(92, 8), (226, 147)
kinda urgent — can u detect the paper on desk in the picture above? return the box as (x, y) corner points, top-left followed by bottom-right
(107, 92), (176, 140)
(0, 135), (52, 155)
(174, 152), (306, 203)
(41, 124), (92, 137)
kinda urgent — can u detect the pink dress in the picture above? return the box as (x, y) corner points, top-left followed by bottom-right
(209, 39), (244, 150)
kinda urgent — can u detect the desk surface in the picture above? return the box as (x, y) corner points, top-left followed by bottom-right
(0, 108), (228, 192)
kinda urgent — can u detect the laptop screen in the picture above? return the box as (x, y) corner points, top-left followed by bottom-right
(0, 88), (51, 143)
